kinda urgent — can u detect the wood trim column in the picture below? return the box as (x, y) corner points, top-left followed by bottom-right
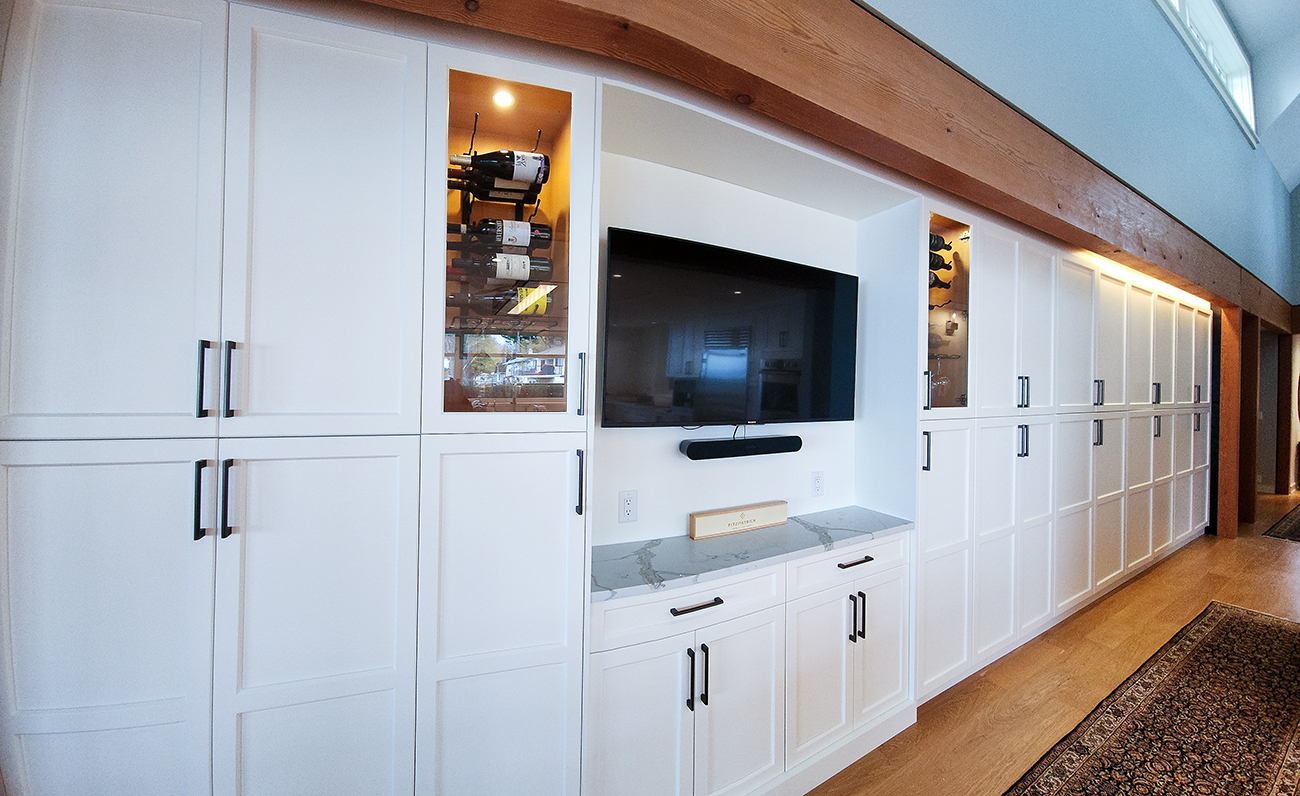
(1217, 307), (1241, 538)
(1277, 334), (1293, 495)
(1239, 312), (1260, 524)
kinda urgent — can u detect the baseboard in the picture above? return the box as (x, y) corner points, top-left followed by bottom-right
(754, 703), (917, 796)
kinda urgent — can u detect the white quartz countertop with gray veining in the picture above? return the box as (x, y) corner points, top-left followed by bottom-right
(590, 505), (913, 602)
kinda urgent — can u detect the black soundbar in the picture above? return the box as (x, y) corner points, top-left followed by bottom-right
(679, 435), (803, 460)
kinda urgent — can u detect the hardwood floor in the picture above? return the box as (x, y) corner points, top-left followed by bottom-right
(811, 492), (1300, 796)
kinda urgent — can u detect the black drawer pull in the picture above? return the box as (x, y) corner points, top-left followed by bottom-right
(686, 648), (695, 711)
(700, 643), (710, 706)
(849, 593), (858, 642)
(219, 458), (234, 539)
(837, 555), (875, 570)
(670, 597), (723, 617)
(196, 340), (213, 418)
(193, 460), (209, 541)
(857, 590), (867, 639)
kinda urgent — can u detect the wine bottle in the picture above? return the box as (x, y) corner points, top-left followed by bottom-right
(929, 271), (952, 289)
(451, 252), (552, 282)
(447, 179), (540, 204)
(929, 252), (953, 271)
(448, 219), (552, 250)
(929, 233), (952, 252)
(450, 149), (550, 185)
(447, 168), (540, 194)
(446, 287), (551, 316)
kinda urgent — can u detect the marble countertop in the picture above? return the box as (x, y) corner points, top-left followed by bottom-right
(590, 505), (913, 602)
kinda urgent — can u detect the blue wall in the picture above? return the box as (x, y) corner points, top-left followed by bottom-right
(865, 0), (1298, 304)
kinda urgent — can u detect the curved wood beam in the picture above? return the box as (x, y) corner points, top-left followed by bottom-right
(370, 0), (1291, 329)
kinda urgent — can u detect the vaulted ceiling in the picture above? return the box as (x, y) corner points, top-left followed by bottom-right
(1219, 0), (1300, 190)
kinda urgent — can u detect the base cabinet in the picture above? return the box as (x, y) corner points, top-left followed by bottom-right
(586, 607), (785, 796)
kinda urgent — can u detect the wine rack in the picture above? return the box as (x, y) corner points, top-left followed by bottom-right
(926, 213), (970, 409)
(444, 70), (573, 413)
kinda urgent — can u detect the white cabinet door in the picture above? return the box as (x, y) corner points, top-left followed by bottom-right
(1193, 411), (1211, 469)
(212, 436), (419, 796)
(1126, 414), (1153, 490)
(785, 588), (853, 765)
(1152, 295), (1175, 407)
(1173, 473), (1194, 542)
(1055, 417), (1094, 513)
(1194, 310), (1212, 403)
(0, 0), (226, 440)
(1054, 506), (1092, 612)
(694, 607), (785, 796)
(973, 228), (1019, 415)
(1175, 304), (1196, 404)
(972, 420), (1016, 658)
(424, 48), (597, 434)
(1126, 285), (1153, 406)
(220, 7), (427, 437)
(973, 528), (1016, 659)
(1153, 414), (1173, 481)
(1096, 273), (1127, 407)
(1055, 256), (1096, 412)
(1193, 468), (1211, 531)
(1017, 519), (1053, 634)
(0, 439), (216, 796)
(586, 634), (694, 796)
(1094, 416), (1125, 500)
(1017, 243), (1055, 412)
(418, 433), (585, 796)
(1151, 480), (1173, 556)
(1124, 487), (1153, 570)
(917, 421), (973, 697)
(1094, 495), (1125, 589)
(1174, 412), (1195, 475)
(852, 567), (909, 727)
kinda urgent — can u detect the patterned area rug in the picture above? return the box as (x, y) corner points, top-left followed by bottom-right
(1264, 504), (1300, 541)
(1003, 602), (1300, 795)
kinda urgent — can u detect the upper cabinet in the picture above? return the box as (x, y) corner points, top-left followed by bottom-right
(0, 0), (227, 440)
(923, 212), (971, 414)
(1054, 254), (1096, 412)
(970, 223), (1054, 416)
(423, 49), (596, 434)
(220, 6), (428, 437)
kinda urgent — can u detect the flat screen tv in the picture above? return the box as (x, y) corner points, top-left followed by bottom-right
(601, 227), (858, 428)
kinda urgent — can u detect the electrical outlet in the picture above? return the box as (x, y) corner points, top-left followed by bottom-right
(618, 490), (637, 523)
(812, 471), (825, 497)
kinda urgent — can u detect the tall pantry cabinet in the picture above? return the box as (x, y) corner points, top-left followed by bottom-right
(0, 1), (593, 795)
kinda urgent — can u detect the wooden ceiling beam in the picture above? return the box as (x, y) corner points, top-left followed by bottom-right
(369, 0), (1292, 330)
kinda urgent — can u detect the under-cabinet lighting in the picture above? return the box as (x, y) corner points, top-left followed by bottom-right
(493, 90), (514, 107)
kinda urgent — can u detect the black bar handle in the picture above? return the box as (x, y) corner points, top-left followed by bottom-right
(1093, 418), (1103, 446)
(686, 648), (695, 711)
(670, 596), (723, 617)
(576, 352), (586, 416)
(1024, 375), (1031, 408)
(837, 554), (875, 570)
(1195, 412), (1202, 432)
(1154, 415), (1162, 438)
(1152, 382), (1161, 405)
(1024, 424), (1030, 458)
(700, 643), (710, 706)
(193, 460), (209, 540)
(222, 341), (236, 418)
(849, 593), (858, 642)
(575, 449), (584, 516)
(1017, 424), (1029, 458)
(1093, 379), (1102, 407)
(196, 340), (213, 418)
(1100, 379), (1106, 406)
(219, 458), (234, 538)
(922, 430), (932, 472)
(857, 590), (867, 639)
(1195, 384), (1202, 403)
(922, 370), (933, 411)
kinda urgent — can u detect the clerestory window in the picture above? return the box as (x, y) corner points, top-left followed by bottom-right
(1152, 0), (1257, 144)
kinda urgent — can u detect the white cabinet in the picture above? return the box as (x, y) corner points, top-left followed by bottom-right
(916, 420), (973, 698)
(1151, 295), (1175, 406)
(1095, 273), (1127, 408)
(418, 433), (585, 796)
(1094, 495), (1126, 589)
(973, 226), (1054, 415)
(1175, 304), (1196, 404)
(784, 538), (909, 766)
(0, 0), (227, 440)
(587, 587), (785, 796)
(1194, 309), (1212, 403)
(0, 439), (217, 796)
(972, 417), (1053, 660)
(1055, 255), (1096, 412)
(212, 435), (420, 796)
(1126, 285), (1154, 406)
(220, 6), (428, 437)
(0, 435), (419, 796)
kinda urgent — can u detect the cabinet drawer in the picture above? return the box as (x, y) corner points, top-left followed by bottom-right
(786, 533), (909, 601)
(589, 566), (785, 652)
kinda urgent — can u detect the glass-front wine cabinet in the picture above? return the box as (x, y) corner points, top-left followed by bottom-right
(926, 213), (970, 408)
(443, 70), (573, 413)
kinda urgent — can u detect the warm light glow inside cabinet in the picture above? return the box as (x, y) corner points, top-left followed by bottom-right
(924, 214), (971, 411)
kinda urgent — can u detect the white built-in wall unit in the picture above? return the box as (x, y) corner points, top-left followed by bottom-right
(0, 0), (1212, 795)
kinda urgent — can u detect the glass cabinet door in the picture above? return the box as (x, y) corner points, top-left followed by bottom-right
(442, 70), (574, 415)
(926, 213), (971, 409)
